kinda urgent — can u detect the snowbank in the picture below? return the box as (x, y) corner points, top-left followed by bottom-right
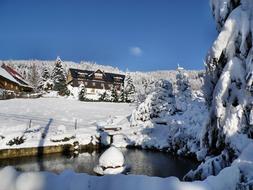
(0, 98), (133, 150)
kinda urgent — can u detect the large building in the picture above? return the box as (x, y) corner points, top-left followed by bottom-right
(67, 68), (125, 94)
(0, 64), (33, 93)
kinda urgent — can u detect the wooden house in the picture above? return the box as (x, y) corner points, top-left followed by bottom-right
(0, 64), (33, 93)
(67, 68), (125, 94)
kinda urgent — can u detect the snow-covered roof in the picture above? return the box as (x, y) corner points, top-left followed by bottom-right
(0, 65), (32, 88)
(0, 67), (20, 85)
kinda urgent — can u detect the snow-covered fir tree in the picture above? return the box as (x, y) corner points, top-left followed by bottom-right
(131, 79), (175, 126)
(111, 84), (119, 102)
(119, 85), (125, 102)
(99, 91), (110, 102)
(175, 69), (192, 112)
(124, 73), (136, 103)
(38, 67), (53, 91)
(78, 84), (86, 101)
(184, 0), (253, 184)
(51, 56), (67, 95)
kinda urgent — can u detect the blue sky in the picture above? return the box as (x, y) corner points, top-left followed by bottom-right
(0, 0), (217, 71)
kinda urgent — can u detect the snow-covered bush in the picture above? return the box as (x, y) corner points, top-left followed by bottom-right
(131, 79), (175, 126)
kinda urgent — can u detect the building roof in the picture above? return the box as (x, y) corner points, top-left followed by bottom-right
(69, 68), (125, 83)
(0, 64), (33, 88)
(0, 67), (19, 84)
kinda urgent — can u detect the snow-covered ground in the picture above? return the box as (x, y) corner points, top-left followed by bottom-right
(0, 98), (134, 149)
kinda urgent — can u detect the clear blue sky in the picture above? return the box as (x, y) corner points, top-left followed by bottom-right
(0, 0), (217, 71)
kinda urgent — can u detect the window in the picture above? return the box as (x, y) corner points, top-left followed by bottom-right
(85, 82), (88, 86)
(92, 82), (96, 86)
(4, 82), (7, 86)
(95, 73), (103, 79)
(78, 72), (87, 78)
(114, 76), (122, 82)
(101, 83), (105, 89)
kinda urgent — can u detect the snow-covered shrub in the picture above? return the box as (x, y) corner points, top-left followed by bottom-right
(131, 79), (175, 125)
(6, 136), (26, 146)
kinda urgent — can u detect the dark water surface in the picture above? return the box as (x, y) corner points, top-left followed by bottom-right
(0, 148), (199, 179)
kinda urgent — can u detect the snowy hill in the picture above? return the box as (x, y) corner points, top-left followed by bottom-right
(0, 59), (205, 99)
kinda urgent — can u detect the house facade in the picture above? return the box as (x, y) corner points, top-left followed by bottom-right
(0, 64), (33, 93)
(67, 68), (125, 94)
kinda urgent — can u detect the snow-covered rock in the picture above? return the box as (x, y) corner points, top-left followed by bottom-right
(99, 146), (125, 168)
(93, 146), (127, 175)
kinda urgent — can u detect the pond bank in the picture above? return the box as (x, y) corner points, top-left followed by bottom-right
(0, 143), (99, 159)
(0, 148), (200, 179)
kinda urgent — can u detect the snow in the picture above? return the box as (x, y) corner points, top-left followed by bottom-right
(98, 146), (125, 168)
(0, 66), (20, 85)
(0, 98), (134, 150)
(93, 146), (126, 175)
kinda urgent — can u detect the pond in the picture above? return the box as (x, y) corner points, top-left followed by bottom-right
(0, 148), (199, 179)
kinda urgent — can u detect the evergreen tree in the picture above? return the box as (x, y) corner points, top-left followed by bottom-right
(51, 56), (67, 95)
(38, 67), (53, 91)
(119, 85), (125, 102)
(78, 84), (86, 101)
(99, 90), (110, 102)
(175, 69), (192, 112)
(41, 67), (50, 80)
(185, 0), (253, 182)
(111, 84), (119, 102)
(131, 79), (175, 125)
(124, 73), (135, 103)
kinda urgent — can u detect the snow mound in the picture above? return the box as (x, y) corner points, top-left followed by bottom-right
(94, 146), (127, 175)
(99, 146), (125, 168)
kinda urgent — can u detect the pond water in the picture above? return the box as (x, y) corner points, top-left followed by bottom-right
(0, 148), (199, 179)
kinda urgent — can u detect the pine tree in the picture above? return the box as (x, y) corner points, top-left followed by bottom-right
(42, 67), (50, 80)
(78, 84), (86, 101)
(99, 90), (110, 102)
(185, 0), (253, 182)
(131, 79), (175, 125)
(38, 67), (53, 91)
(119, 85), (125, 102)
(124, 73), (135, 103)
(175, 69), (192, 112)
(51, 56), (67, 95)
(111, 84), (119, 102)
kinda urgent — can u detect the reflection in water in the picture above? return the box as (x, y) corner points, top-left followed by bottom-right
(0, 148), (199, 179)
